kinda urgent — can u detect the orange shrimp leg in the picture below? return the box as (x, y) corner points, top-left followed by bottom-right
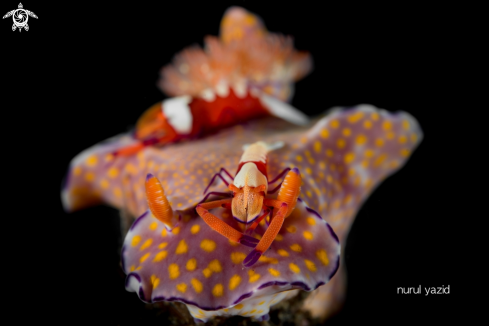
(267, 168), (291, 194)
(267, 168), (291, 184)
(243, 202), (288, 267)
(243, 168), (302, 267)
(203, 168), (234, 195)
(197, 191), (232, 205)
(245, 209), (270, 235)
(196, 200), (259, 247)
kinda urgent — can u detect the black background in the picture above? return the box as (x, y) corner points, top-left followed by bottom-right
(2, 1), (467, 324)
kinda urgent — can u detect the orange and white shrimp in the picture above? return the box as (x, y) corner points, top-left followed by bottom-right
(195, 141), (302, 267)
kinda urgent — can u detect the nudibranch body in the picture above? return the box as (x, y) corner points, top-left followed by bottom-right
(62, 103), (423, 320)
(114, 6), (311, 156)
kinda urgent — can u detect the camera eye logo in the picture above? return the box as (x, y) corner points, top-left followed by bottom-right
(3, 3), (37, 32)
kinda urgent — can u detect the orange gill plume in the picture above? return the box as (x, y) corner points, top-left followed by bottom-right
(159, 6), (312, 102)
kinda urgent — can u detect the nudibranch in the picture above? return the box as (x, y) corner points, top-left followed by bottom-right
(114, 6), (312, 156)
(62, 103), (423, 320)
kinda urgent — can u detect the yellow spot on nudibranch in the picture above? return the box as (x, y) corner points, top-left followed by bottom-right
(84, 172), (95, 182)
(191, 278), (203, 293)
(375, 138), (384, 147)
(286, 225), (296, 233)
(314, 141), (321, 153)
(113, 187), (122, 198)
(158, 242), (168, 249)
(402, 120), (410, 130)
(411, 133), (417, 143)
(202, 268), (212, 278)
(316, 249), (330, 265)
(108, 167), (118, 178)
(326, 149), (334, 157)
(153, 251), (168, 262)
(172, 226), (181, 235)
(290, 244), (302, 252)
(320, 128), (329, 138)
(278, 249), (289, 257)
(86, 155), (97, 167)
(140, 238), (153, 251)
(289, 263), (301, 274)
(186, 258), (197, 271)
(175, 239), (188, 254)
(398, 135), (407, 144)
(382, 120), (392, 130)
(337, 139), (346, 149)
(356, 134), (367, 145)
(374, 154), (387, 167)
(258, 256), (278, 264)
(176, 283), (187, 293)
(212, 284), (224, 297)
(190, 225), (200, 234)
(131, 235), (141, 247)
(73, 166), (82, 176)
(347, 111), (364, 123)
(296, 155), (303, 162)
(130, 265), (135, 272)
(140, 253), (150, 263)
(208, 259), (222, 272)
(229, 275), (241, 290)
(344, 152), (355, 164)
(275, 234), (283, 241)
(149, 222), (158, 231)
(234, 304), (244, 310)
(303, 231), (314, 240)
(169, 263), (180, 279)
(231, 252), (246, 264)
(151, 275), (160, 288)
(330, 119), (339, 128)
(305, 259), (317, 272)
(400, 148), (411, 157)
(248, 270), (261, 283)
(100, 179), (109, 189)
(200, 239), (216, 252)
(364, 120), (372, 129)
(342, 128), (351, 137)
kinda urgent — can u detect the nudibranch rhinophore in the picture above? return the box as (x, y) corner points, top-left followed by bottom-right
(61, 103), (423, 320)
(114, 6), (312, 157)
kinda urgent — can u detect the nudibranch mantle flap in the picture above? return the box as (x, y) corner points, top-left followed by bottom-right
(122, 195), (340, 322)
